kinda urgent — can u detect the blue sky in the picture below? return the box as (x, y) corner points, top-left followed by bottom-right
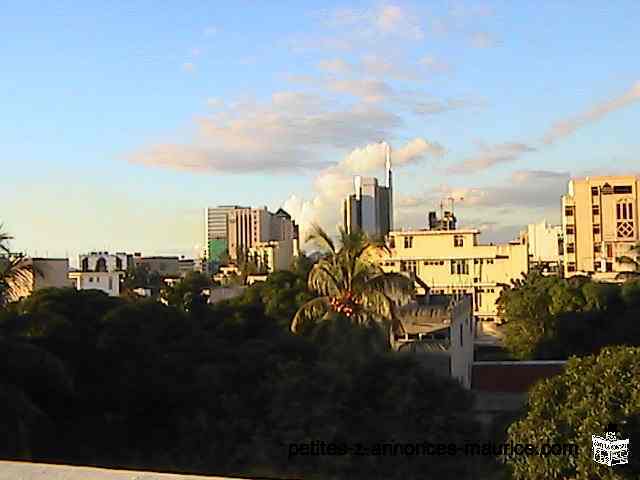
(2, 0), (639, 261)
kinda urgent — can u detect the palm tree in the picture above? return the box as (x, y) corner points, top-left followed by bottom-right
(0, 228), (37, 308)
(291, 224), (414, 343)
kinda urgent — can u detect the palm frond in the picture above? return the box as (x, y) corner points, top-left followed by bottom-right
(306, 224), (336, 255)
(291, 296), (331, 333)
(307, 262), (342, 296)
(360, 272), (415, 305)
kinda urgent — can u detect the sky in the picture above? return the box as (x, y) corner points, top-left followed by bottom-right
(2, 0), (640, 262)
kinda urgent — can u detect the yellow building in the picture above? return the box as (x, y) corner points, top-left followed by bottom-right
(377, 229), (528, 344)
(247, 238), (298, 273)
(561, 176), (640, 279)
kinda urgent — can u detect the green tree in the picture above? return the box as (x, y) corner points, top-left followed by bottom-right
(504, 346), (640, 479)
(161, 271), (212, 311)
(498, 272), (559, 359)
(291, 225), (414, 346)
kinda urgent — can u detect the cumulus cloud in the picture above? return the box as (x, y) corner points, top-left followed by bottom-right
(446, 142), (535, 174)
(128, 92), (402, 174)
(542, 81), (640, 145)
(283, 137), (444, 242)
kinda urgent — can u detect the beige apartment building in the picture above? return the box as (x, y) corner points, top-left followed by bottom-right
(562, 176), (640, 279)
(228, 207), (299, 263)
(248, 238), (298, 273)
(377, 228), (528, 344)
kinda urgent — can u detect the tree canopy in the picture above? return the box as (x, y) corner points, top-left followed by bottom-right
(504, 346), (640, 479)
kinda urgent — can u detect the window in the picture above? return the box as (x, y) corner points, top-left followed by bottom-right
(454, 235), (464, 247)
(404, 236), (413, 248)
(593, 225), (600, 235)
(400, 260), (417, 274)
(566, 243), (575, 254)
(592, 205), (600, 215)
(566, 225), (575, 235)
(450, 260), (469, 275)
(89, 277), (93, 282)
(108, 277), (113, 290)
(613, 185), (633, 194)
(565, 206), (574, 216)
(606, 262), (613, 272)
(594, 244), (601, 253)
(487, 259), (494, 264)
(594, 262), (601, 272)
(591, 186), (599, 196)
(473, 277), (479, 283)
(606, 244), (613, 258)
(389, 237), (395, 248)
(567, 262), (576, 272)
(459, 324), (463, 347)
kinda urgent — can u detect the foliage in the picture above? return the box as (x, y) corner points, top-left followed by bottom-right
(0, 281), (487, 479)
(161, 271), (212, 311)
(498, 272), (640, 359)
(291, 224), (414, 343)
(0, 228), (40, 307)
(504, 346), (640, 479)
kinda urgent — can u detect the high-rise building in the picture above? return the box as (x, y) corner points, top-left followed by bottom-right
(561, 176), (640, 278)
(228, 206), (299, 263)
(205, 205), (247, 264)
(343, 142), (393, 239)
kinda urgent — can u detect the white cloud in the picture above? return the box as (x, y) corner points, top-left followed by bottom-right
(284, 137), (444, 242)
(127, 92), (402, 174)
(543, 81), (640, 145)
(446, 142), (535, 174)
(376, 4), (424, 39)
(326, 78), (394, 102)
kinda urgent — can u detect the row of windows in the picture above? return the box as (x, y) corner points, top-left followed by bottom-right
(592, 185), (633, 195)
(391, 259), (497, 272)
(567, 201), (634, 219)
(400, 235), (465, 248)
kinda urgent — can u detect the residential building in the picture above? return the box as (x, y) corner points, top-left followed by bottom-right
(204, 205), (247, 266)
(69, 270), (122, 297)
(247, 238), (297, 273)
(376, 220), (528, 345)
(3, 257), (71, 302)
(561, 176), (640, 279)
(393, 293), (474, 389)
(525, 220), (563, 275)
(79, 252), (128, 272)
(343, 143), (393, 239)
(228, 206), (299, 264)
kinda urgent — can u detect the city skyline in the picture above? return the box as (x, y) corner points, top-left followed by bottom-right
(3, 1), (640, 261)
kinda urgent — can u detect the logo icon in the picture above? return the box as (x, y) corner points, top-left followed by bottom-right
(592, 431), (629, 466)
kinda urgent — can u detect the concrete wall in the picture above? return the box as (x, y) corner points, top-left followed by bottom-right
(0, 462), (253, 480)
(449, 296), (474, 389)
